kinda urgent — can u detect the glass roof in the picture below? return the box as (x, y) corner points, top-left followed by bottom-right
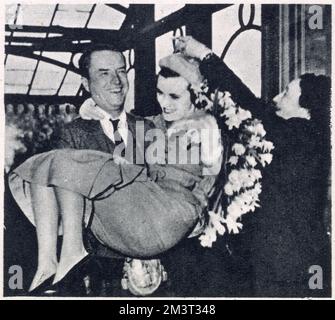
(7, 4), (243, 99)
(155, 4), (185, 20)
(5, 3), (129, 96)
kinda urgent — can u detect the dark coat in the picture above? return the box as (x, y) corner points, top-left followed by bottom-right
(248, 116), (330, 297)
(53, 112), (155, 164)
(200, 54), (331, 297)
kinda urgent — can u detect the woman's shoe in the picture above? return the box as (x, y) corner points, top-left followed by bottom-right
(28, 274), (55, 296)
(49, 254), (95, 296)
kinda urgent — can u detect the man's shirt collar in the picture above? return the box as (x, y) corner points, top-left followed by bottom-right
(97, 105), (127, 124)
(96, 105), (128, 145)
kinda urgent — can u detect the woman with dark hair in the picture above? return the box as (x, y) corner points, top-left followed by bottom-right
(172, 37), (331, 297)
(8, 48), (227, 295)
(79, 39), (332, 297)
(257, 73), (331, 297)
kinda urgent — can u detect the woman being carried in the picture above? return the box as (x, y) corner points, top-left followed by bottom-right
(9, 41), (225, 295)
(9, 37), (272, 296)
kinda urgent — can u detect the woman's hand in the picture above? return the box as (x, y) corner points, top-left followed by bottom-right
(168, 114), (223, 171)
(174, 36), (212, 60)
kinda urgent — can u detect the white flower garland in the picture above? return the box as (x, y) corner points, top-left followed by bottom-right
(190, 85), (274, 248)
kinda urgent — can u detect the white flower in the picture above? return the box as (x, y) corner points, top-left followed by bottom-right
(221, 91), (234, 106)
(246, 155), (257, 167)
(250, 169), (262, 181)
(237, 108), (252, 122)
(224, 215), (243, 234)
(253, 182), (262, 194)
(224, 182), (234, 196)
(232, 143), (246, 156)
(201, 210), (227, 239)
(235, 188), (262, 214)
(244, 176), (255, 188)
(199, 95), (214, 111)
(212, 91), (224, 102)
(254, 123), (266, 137)
(228, 156), (239, 166)
(194, 89), (273, 247)
(227, 200), (243, 220)
(259, 153), (273, 166)
(208, 211), (226, 236)
(239, 168), (250, 183)
(228, 169), (240, 185)
(199, 234), (215, 247)
(261, 140), (275, 152)
(221, 106), (236, 118)
(244, 124), (255, 134)
(248, 134), (262, 149)
(225, 115), (242, 130)
(234, 194), (250, 214)
(190, 83), (202, 93)
(199, 221), (221, 247)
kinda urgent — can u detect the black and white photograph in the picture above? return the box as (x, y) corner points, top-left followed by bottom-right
(2, 1), (332, 300)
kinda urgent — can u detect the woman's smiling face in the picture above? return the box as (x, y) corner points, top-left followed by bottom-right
(156, 75), (195, 122)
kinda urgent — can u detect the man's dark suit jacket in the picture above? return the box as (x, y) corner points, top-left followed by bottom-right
(54, 112), (155, 164)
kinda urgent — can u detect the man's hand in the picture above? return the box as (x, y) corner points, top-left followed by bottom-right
(174, 36), (212, 60)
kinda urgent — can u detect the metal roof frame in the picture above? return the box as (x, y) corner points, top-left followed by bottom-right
(5, 4), (231, 105)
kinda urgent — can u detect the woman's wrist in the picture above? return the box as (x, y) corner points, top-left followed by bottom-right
(199, 49), (214, 61)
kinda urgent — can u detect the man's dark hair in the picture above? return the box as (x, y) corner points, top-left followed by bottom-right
(78, 43), (125, 79)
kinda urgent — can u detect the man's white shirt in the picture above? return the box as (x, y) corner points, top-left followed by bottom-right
(80, 98), (128, 146)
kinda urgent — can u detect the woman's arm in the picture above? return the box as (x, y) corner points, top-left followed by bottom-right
(176, 37), (268, 120)
(199, 54), (261, 111)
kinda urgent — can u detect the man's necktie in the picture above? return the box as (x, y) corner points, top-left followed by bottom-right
(110, 119), (125, 156)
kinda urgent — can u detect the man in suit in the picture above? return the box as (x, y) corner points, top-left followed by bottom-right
(55, 44), (153, 162)
(53, 44), (155, 296)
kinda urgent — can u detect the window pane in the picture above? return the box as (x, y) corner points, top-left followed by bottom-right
(30, 61), (66, 94)
(212, 4), (262, 97)
(6, 70), (34, 86)
(41, 52), (72, 64)
(58, 71), (82, 96)
(52, 6), (91, 28)
(88, 5), (126, 30)
(155, 4), (184, 21)
(5, 84), (29, 94)
(17, 5), (56, 26)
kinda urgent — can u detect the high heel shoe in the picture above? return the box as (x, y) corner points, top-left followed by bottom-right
(28, 274), (55, 296)
(47, 254), (95, 296)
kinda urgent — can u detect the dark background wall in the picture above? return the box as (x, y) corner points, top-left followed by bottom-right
(262, 4), (331, 102)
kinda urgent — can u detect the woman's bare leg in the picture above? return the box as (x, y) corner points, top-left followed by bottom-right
(52, 187), (88, 284)
(29, 184), (58, 292)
